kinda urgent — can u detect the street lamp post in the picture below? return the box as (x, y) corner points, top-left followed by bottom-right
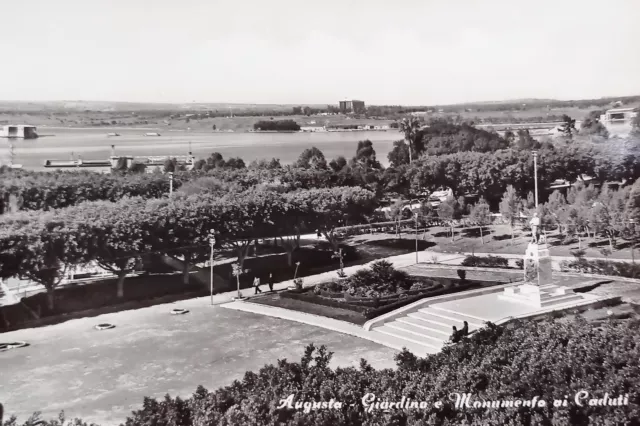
(208, 233), (216, 305)
(532, 151), (539, 210)
(409, 199), (420, 264)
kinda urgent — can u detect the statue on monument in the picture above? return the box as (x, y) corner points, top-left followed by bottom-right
(529, 213), (541, 244)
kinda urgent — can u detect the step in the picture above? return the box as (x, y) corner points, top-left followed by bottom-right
(429, 305), (489, 324)
(418, 307), (486, 328)
(368, 330), (439, 355)
(407, 311), (453, 329)
(374, 325), (443, 351)
(499, 293), (584, 308)
(540, 293), (584, 308)
(397, 316), (453, 336)
(387, 320), (449, 343)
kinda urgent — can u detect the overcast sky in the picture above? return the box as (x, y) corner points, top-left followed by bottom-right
(1, 0), (638, 105)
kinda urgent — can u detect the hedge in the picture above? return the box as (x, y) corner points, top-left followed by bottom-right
(461, 255), (509, 268)
(560, 258), (640, 278)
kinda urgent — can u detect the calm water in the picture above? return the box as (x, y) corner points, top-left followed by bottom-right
(4, 127), (402, 170)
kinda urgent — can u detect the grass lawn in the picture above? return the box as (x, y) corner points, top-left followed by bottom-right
(362, 223), (640, 261)
(0, 298), (397, 425)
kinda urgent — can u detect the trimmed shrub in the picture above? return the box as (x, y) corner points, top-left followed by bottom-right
(461, 255), (509, 268)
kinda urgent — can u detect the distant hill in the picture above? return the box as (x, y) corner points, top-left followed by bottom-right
(0, 100), (328, 113)
(0, 95), (638, 114)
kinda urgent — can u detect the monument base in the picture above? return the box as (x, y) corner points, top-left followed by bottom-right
(499, 283), (583, 308)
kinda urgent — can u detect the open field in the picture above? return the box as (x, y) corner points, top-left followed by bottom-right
(0, 298), (397, 425)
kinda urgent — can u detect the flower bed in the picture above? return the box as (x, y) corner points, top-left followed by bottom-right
(275, 260), (500, 321)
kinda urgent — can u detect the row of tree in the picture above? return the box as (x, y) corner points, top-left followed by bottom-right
(0, 187), (377, 310)
(3, 121), (639, 215)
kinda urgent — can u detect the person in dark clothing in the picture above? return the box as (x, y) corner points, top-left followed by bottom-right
(268, 273), (274, 292)
(461, 321), (469, 337)
(451, 326), (461, 343)
(253, 276), (262, 294)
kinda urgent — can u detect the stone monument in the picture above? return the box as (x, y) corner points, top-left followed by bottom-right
(499, 214), (582, 308)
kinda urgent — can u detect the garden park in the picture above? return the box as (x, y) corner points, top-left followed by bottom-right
(2, 117), (640, 424)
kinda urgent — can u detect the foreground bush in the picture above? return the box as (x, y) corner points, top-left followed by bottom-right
(8, 317), (639, 425)
(461, 254), (509, 268)
(561, 258), (640, 278)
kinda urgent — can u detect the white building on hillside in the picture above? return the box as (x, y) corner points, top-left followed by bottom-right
(1, 125), (39, 139)
(599, 108), (638, 137)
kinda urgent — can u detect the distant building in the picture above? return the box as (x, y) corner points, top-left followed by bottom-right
(1, 125), (38, 139)
(300, 126), (325, 132)
(599, 108), (638, 137)
(599, 108), (638, 123)
(339, 100), (366, 114)
(43, 145), (196, 173)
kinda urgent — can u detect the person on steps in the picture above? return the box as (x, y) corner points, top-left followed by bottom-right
(461, 321), (469, 337)
(268, 273), (274, 292)
(253, 276), (262, 294)
(451, 326), (461, 343)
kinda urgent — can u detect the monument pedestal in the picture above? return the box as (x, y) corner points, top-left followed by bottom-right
(499, 242), (583, 308)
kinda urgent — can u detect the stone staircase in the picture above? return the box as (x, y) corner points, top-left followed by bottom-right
(369, 305), (488, 355)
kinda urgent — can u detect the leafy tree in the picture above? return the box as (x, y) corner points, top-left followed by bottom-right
(224, 157), (246, 169)
(295, 147), (327, 170)
(499, 185), (523, 240)
(329, 156), (348, 172)
(469, 198), (491, 244)
(351, 140), (381, 171)
(387, 140), (410, 168)
(253, 120), (300, 131)
(437, 195), (462, 241)
(559, 114), (577, 140)
(515, 129), (541, 150)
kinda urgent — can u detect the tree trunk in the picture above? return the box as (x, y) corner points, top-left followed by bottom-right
(287, 250), (293, 267)
(46, 287), (55, 311)
(183, 251), (191, 285)
(451, 225), (454, 242)
(480, 226), (484, 244)
(511, 223), (515, 241)
(609, 235), (614, 252)
(116, 270), (127, 298)
(578, 234), (582, 250)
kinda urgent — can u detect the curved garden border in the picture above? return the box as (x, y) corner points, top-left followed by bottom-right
(94, 323), (115, 330)
(0, 341), (29, 351)
(170, 308), (189, 315)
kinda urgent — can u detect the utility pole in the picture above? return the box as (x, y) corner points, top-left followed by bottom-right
(209, 233), (216, 305)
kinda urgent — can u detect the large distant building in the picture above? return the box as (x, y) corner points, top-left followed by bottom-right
(339, 100), (366, 114)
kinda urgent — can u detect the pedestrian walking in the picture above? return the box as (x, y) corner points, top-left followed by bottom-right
(253, 276), (262, 294)
(268, 273), (274, 292)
